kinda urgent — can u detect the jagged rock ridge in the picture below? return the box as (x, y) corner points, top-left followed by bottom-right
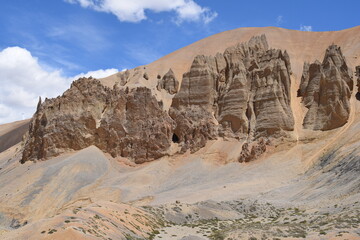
(21, 78), (174, 163)
(170, 35), (294, 153)
(22, 35), (296, 163)
(298, 45), (353, 130)
(22, 36), (356, 164)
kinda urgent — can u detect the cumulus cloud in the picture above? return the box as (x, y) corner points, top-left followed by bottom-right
(300, 25), (312, 31)
(71, 68), (118, 80)
(0, 47), (118, 124)
(65, 0), (217, 24)
(0, 47), (68, 123)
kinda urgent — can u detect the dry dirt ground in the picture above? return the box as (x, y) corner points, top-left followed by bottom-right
(0, 26), (360, 239)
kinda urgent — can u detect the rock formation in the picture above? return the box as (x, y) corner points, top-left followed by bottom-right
(238, 138), (268, 163)
(298, 45), (353, 130)
(157, 69), (179, 94)
(116, 70), (131, 86)
(169, 55), (220, 152)
(21, 77), (174, 164)
(114, 67), (148, 86)
(22, 35), (295, 163)
(356, 66), (360, 99)
(170, 35), (294, 152)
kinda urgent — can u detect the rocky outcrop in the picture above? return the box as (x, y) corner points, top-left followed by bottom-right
(169, 55), (219, 152)
(298, 45), (353, 130)
(238, 138), (268, 163)
(170, 35), (294, 152)
(21, 77), (174, 164)
(22, 35), (295, 163)
(116, 70), (131, 86)
(115, 67), (147, 86)
(356, 66), (360, 99)
(157, 69), (179, 94)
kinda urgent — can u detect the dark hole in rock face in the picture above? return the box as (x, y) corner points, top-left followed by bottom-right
(297, 89), (302, 97)
(356, 92), (360, 101)
(172, 133), (180, 143)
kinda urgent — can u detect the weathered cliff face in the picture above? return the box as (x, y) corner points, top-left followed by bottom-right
(157, 69), (179, 94)
(169, 55), (219, 152)
(21, 77), (174, 164)
(170, 35), (294, 152)
(22, 35), (294, 163)
(298, 45), (353, 130)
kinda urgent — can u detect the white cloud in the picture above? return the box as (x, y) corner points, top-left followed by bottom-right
(71, 68), (118, 79)
(0, 46), (118, 124)
(276, 15), (283, 25)
(300, 25), (312, 31)
(0, 47), (68, 123)
(65, 0), (217, 24)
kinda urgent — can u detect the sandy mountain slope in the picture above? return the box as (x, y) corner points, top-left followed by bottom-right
(0, 119), (29, 153)
(101, 26), (360, 138)
(1, 26), (360, 239)
(101, 26), (360, 87)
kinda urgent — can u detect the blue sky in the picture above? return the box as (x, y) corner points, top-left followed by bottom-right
(0, 0), (359, 123)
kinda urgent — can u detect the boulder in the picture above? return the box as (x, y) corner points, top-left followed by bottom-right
(238, 138), (268, 163)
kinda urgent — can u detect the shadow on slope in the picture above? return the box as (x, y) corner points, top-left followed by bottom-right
(0, 120), (29, 153)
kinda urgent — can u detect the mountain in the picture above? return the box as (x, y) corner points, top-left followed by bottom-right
(0, 26), (360, 240)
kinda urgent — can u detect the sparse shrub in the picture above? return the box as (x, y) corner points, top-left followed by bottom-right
(210, 230), (226, 240)
(48, 229), (57, 234)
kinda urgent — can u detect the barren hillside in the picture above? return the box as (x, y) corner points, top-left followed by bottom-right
(1, 26), (360, 240)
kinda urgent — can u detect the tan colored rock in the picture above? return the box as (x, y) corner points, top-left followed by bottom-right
(156, 69), (179, 94)
(116, 70), (131, 86)
(21, 77), (174, 164)
(356, 66), (360, 98)
(170, 35), (294, 152)
(298, 45), (353, 130)
(143, 72), (149, 80)
(169, 56), (219, 152)
(238, 138), (268, 162)
(20, 36), (295, 163)
(219, 45), (294, 138)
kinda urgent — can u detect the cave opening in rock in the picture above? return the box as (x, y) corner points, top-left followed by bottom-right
(172, 133), (180, 143)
